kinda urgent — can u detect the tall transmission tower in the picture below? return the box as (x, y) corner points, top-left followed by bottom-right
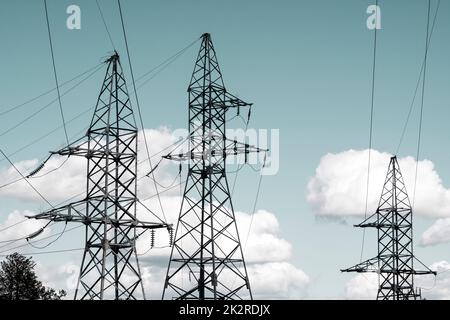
(342, 156), (435, 300)
(162, 33), (266, 300)
(28, 52), (169, 300)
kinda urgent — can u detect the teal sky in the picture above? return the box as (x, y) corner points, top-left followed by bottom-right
(1, 0), (450, 299)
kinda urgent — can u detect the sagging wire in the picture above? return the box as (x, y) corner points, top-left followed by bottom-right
(95, 0), (116, 50)
(146, 167), (182, 189)
(44, 0), (70, 146)
(136, 226), (174, 256)
(395, 0), (440, 155)
(229, 152), (267, 290)
(0, 247), (84, 257)
(0, 63), (103, 139)
(28, 156), (70, 179)
(360, 0), (379, 263)
(0, 62), (102, 117)
(27, 221), (68, 249)
(0, 220), (57, 251)
(0, 149), (54, 208)
(0, 224), (82, 255)
(0, 219), (28, 233)
(26, 154), (53, 178)
(230, 106), (253, 196)
(0, 153), (70, 192)
(243, 152), (267, 250)
(118, 0), (169, 225)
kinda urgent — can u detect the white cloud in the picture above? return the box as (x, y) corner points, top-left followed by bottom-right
(415, 261), (450, 300)
(0, 210), (51, 245)
(344, 261), (450, 300)
(0, 126), (307, 299)
(140, 262), (309, 300)
(137, 195), (293, 264)
(344, 273), (378, 300)
(247, 262), (309, 299)
(0, 127), (181, 205)
(29, 196), (308, 300)
(136, 196), (308, 299)
(307, 149), (450, 218)
(0, 156), (86, 203)
(421, 218), (450, 246)
(36, 261), (79, 296)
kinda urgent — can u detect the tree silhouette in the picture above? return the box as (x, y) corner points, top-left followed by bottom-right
(0, 253), (66, 300)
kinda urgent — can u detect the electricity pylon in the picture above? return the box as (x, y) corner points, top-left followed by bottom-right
(29, 52), (168, 300)
(162, 33), (266, 300)
(342, 156), (435, 300)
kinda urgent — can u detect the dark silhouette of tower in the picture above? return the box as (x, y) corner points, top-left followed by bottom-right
(29, 52), (168, 300)
(162, 33), (265, 300)
(342, 156), (435, 300)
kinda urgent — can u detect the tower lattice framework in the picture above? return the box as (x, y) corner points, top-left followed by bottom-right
(342, 156), (435, 300)
(30, 52), (168, 300)
(162, 33), (265, 300)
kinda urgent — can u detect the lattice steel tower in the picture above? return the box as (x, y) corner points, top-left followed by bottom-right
(342, 156), (435, 300)
(29, 52), (168, 300)
(162, 33), (265, 300)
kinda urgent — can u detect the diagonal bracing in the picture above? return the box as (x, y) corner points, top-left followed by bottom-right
(29, 52), (169, 300)
(342, 156), (435, 300)
(162, 33), (267, 300)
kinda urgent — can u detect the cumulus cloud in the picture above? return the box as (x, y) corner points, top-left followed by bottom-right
(0, 127), (181, 205)
(307, 149), (450, 218)
(33, 202), (309, 299)
(136, 195), (308, 299)
(415, 261), (450, 300)
(28, 198), (309, 299)
(0, 210), (51, 245)
(36, 261), (79, 296)
(344, 261), (450, 300)
(247, 262), (309, 299)
(344, 273), (378, 300)
(137, 196), (293, 264)
(421, 218), (450, 246)
(0, 125), (308, 299)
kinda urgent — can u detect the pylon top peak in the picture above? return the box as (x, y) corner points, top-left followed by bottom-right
(106, 51), (120, 63)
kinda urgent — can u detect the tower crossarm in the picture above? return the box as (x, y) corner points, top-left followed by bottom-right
(341, 256), (436, 276)
(50, 134), (133, 159)
(222, 92), (253, 111)
(341, 257), (379, 273)
(163, 139), (268, 162)
(27, 199), (169, 230)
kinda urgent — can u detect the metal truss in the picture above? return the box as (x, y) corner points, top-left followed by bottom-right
(342, 156), (435, 300)
(29, 52), (168, 300)
(162, 33), (266, 300)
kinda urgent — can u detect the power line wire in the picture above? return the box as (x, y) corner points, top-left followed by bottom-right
(0, 148), (54, 208)
(117, 0), (168, 223)
(395, 0), (440, 155)
(0, 49), (184, 164)
(0, 224), (83, 254)
(136, 40), (200, 90)
(95, 0), (116, 50)
(0, 247), (84, 257)
(0, 63), (102, 117)
(360, 0), (379, 263)
(43, 0), (69, 146)
(0, 63), (103, 139)
(28, 222), (68, 249)
(0, 219), (28, 233)
(243, 155), (266, 250)
(136, 38), (200, 83)
(412, 0), (432, 210)
(0, 43), (191, 163)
